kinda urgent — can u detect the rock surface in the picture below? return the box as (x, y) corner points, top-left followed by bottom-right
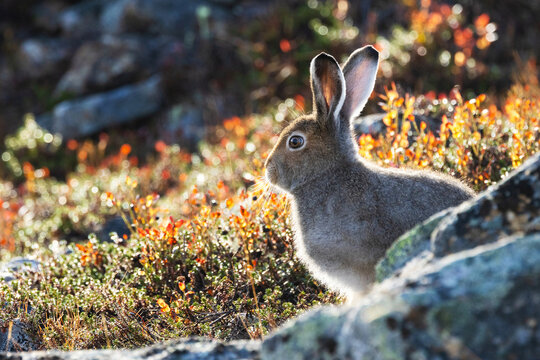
(375, 209), (448, 282)
(0, 258), (40, 283)
(58, 0), (106, 37)
(16, 39), (74, 79)
(0, 319), (39, 352)
(0, 338), (259, 359)
(1, 259), (41, 352)
(47, 75), (163, 138)
(354, 112), (442, 138)
(262, 234), (540, 360)
(162, 104), (206, 149)
(432, 152), (540, 257)
(55, 35), (159, 96)
(100, 0), (228, 36)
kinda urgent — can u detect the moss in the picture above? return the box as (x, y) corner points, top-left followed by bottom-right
(376, 210), (448, 282)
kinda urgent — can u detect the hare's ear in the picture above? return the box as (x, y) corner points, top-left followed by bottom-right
(340, 46), (379, 121)
(310, 52), (345, 128)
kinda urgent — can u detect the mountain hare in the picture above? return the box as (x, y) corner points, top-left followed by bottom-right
(264, 46), (474, 298)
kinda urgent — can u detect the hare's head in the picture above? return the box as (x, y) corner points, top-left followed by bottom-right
(265, 46), (379, 193)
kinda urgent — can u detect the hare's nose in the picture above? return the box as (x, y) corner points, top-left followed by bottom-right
(264, 154), (272, 168)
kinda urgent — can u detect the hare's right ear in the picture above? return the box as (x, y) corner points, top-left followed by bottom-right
(310, 52), (345, 128)
(340, 46), (379, 121)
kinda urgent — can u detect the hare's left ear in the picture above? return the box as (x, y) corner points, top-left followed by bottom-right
(310, 52), (346, 128)
(340, 45), (379, 121)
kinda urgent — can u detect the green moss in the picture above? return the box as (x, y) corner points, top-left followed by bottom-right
(375, 210), (448, 282)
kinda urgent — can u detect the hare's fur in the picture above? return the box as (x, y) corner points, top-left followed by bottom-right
(265, 46), (474, 298)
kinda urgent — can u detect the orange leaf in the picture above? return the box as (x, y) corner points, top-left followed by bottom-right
(240, 206), (250, 218)
(67, 139), (78, 151)
(279, 39), (291, 53)
(474, 13), (490, 30)
(155, 140), (167, 153)
(157, 299), (170, 313)
(120, 144), (132, 156)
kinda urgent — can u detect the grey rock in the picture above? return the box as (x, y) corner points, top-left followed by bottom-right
(161, 104), (205, 149)
(0, 258), (40, 283)
(16, 39), (74, 79)
(353, 113), (386, 136)
(262, 234), (540, 360)
(58, 0), (107, 37)
(0, 319), (39, 352)
(432, 152), (540, 257)
(375, 209), (449, 282)
(353, 113), (441, 137)
(0, 337), (259, 359)
(49, 75), (163, 138)
(98, 216), (131, 243)
(32, 2), (65, 33)
(100, 0), (214, 36)
(1, 260), (40, 352)
(55, 35), (158, 96)
(35, 113), (53, 133)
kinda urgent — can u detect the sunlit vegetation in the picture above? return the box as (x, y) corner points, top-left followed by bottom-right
(360, 79), (539, 190)
(0, 101), (341, 349)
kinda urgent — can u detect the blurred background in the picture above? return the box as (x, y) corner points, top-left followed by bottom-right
(0, 0), (538, 155)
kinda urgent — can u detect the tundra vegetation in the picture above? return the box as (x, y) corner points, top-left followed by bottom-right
(0, 0), (538, 351)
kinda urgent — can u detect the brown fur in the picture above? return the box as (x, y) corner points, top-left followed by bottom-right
(265, 46), (475, 298)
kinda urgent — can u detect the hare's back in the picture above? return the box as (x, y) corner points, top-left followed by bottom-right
(375, 166), (473, 225)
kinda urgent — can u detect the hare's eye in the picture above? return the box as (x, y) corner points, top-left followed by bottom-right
(288, 135), (305, 150)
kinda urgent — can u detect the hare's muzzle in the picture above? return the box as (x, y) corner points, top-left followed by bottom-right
(264, 160), (278, 185)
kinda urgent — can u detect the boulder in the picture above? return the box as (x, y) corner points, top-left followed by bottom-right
(48, 75), (163, 138)
(0, 337), (259, 359)
(55, 35), (161, 96)
(16, 39), (74, 79)
(353, 113), (386, 136)
(375, 209), (448, 282)
(160, 104), (205, 149)
(1, 260), (40, 352)
(0, 319), (39, 352)
(0, 258), (40, 283)
(262, 234), (540, 360)
(100, 0), (224, 36)
(353, 112), (442, 138)
(432, 152), (540, 257)
(98, 216), (131, 243)
(58, 0), (107, 37)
